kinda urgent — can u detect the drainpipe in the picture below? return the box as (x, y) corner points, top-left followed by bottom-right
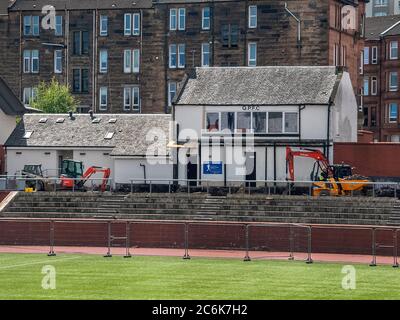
(326, 101), (332, 161)
(285, 3), (301, 50)
(140, 163), (146, 184)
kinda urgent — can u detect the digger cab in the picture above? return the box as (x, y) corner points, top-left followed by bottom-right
(330, 164), (352, 179)
(60, 160), (84, 179)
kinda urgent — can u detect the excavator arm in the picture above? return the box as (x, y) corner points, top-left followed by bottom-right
(78, 166), (111, 192)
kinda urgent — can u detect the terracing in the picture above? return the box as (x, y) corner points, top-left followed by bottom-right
(1, 192), (400, 226)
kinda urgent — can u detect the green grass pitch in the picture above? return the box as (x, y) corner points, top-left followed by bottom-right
(0, 253), (399, 300)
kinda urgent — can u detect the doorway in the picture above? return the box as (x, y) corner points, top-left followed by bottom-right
(187, 161), (198, 187)
(245, 152), (256, 187)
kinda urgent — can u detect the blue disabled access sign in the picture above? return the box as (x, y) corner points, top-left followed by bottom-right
(203, 162), (223, 175)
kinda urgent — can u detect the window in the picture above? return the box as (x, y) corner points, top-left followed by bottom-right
(104, 132), (114, 140)
(72, 69), (89, 93)
(371, 77), (378, 95)
(23, 50), (39, 74)
(237, 112), (251, 132)
(73, 31), (89, 55)
(170, 9), (177, 30)
(24, 16), (39, 36)
(221, 24), (239, 48)
(359, 50), (364, 75)
(206, 113), (219, 131)
(123, 87), (140, 111)
(201, 43), (210, 67)
(248, 42), (257, 66)
(178, 44), (185, 68)
(178, 8), (186, 30)
(371, 107), (377, 126)
(389, 103), (398, 122)
(252, 112), (266, 133)
(363, 78), (369, 96)
(124, 13), (132, 35)
(124, 49), (140, 73)
(372, 46), (378, 64)
(202, 7), (210, 30)
(284, 113), (298, 133)
(99, 87), (108, 110)
(55, 16), (63, 36)
(168, 82), (177, 107)
(133, 13), (140, 35)
(169, 44), (177, 68)
(364, 47), (369, 65)
(363, 107), (369, 127)
(99, 50), (108, 73)
(221, 112), (235, 132)
(100, 15), (108, 36)
(390, 41), (398, 59)
(248, 5), (257, 28)
(268, 112), (283, 133)
(54, 50), (62, 74)
(23, 87), (37, 105)
(333, 44), (339, 66)
(389, 72), (398, 91)
(341, 45), (347, 67)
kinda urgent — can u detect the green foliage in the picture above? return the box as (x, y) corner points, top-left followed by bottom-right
(30, 78), (77, 113)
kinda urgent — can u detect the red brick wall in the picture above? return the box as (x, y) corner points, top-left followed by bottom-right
(0, 220), (396, 256)
(0, 192), (9, 203)
(334, 142), (400, 178)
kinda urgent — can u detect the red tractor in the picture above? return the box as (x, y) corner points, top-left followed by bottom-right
(60, 160), (111, 192)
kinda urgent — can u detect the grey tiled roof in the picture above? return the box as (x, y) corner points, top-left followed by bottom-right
(175, 66), (340, 106)
(9, 0), (153, 11)
(365, 15), (400, 40)
(0, 76), (25, 115)
(5, 113), (172, 157)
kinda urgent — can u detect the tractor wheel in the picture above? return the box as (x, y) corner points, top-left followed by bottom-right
(318, 190), (331, 197)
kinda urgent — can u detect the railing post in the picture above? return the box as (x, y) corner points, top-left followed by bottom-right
(183, 222), (190, 260)
(306, 226), (313, 264)
(243, 224), (251, 262)
(393, 229), (399, 268)
(48, 220), (56, 256)
(370, 228), (377, 267)
(124, 221), (132, 258)
(130, 181), (133, 193)
(104, 221), (112, 258)
(168, 180), (171, 193)
(372, 184), (375, 197)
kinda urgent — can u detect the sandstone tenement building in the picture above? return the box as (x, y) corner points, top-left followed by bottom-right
(0, 0), (367, 114)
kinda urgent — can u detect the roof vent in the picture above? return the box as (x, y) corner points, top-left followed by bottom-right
(104, 132), (114, 140)
(56, 118), (65, 123)
(108, 118), (117, 124)
(23, 131), (33, 139)
(89, 110), (95, 120)
(39, 118), (47, 123)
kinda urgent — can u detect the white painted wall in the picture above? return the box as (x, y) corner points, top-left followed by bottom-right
(6, 148), (58, 176)
(0, 110), (17, 145)
(331, 72), (358, 143)
(114, 158), (173, 184)
(73, 150), (114, 183)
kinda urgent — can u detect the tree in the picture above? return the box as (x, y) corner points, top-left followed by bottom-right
(30, 78), (77, 113)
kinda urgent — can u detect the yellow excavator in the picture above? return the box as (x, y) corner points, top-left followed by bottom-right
(286, 147), (370, 196)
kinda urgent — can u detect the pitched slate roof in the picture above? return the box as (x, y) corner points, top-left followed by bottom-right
(0, 76), (25, 115)
(365, 15), (400, 40)
(9, 0), (152, 11)
(174, 66), (340, 106)
(5, 113), (172, 157)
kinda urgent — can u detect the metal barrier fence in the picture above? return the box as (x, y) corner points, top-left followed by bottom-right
(0, 218), (399, 267)
(0, 175), (399, 198)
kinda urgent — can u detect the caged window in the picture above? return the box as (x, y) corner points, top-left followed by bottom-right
(206, 113), (219, 131)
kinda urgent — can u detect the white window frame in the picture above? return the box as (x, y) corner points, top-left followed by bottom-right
(202, 7), (210, 30)
(99, 87), (108, 110)
(364, 47), (369, 65)
(54, 50), (62, 74)
(178, 44), (185, 68)
(99, 50), (108, 73)
(169, 44), (177, 68)
(363, 77), (369, 96)
(178, 8), (186, 31)
(123, 87), (131, 110)
(170, 9), (177, 31)
(372, 46), (378, 64)
(124, 49), (132, 73)
(359, 50), (364, 75)
(248, 42), (257, 66)
(390, 41), (398, 60)
(389, 71), (398, 91)
(124, 13), (132, 36)
(389, 103), (398, 123)
(31, 50), (39, 73)
(55, 16), (63, 36)
(201, 43), (210, 67)
(133, 49), (140, 73)
(123, 49), (140, 73)
(100, 15), (108, 36)
(23, 50), (31, 73)
(168, 81), (177, 107)
(24, 16), (40, 36)
(371, 76), (378, 95)
(248, 5), (257, 29)
(133, 13), (140, 35)
(123, 86), (140, 111)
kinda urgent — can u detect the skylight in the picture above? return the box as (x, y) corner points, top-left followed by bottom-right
(108, 118), (117, 123)
(23, 131), (33, 139)
(39, 118), (47, 123)
(56, 118), (65, 123)
(92, 118), (101, 124)
(104, 132), (114, 140)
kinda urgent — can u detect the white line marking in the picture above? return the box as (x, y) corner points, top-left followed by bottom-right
(0, 256), (80, 270)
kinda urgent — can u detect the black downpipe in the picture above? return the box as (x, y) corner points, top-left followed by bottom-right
(326, 102), (332, 160)
(140, 163), (146, 184)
